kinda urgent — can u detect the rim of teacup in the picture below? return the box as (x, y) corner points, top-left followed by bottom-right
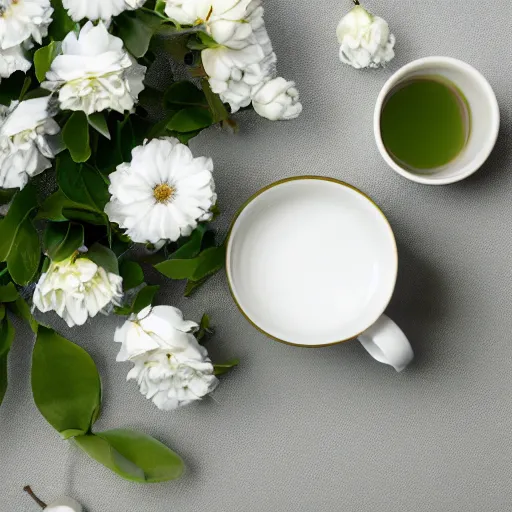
(374, 56), (500, 185)
(225, 176), (399, 347)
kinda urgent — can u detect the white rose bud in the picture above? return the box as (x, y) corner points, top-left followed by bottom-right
(46, 496), (83, 512)
(252, 77), (303, 121)
(336, 2), (395, 69)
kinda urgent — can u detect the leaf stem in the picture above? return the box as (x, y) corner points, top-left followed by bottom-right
(23, 486), (47, 509)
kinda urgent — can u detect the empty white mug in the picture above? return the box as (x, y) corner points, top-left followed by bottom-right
(374, 56), (500, 185)
(226, 177), (414, 372)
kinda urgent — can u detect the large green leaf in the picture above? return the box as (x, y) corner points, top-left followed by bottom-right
(57, 154), (109, 212)
(0, 314), (15, 406)
(32, 327), (102, 437)
(115, 10), (162, 58)
(213, 359), (239, 376)
(34, 41), (60, 83)
(167, 107), (213, 133)
(0, 282), (19, 303)
(86, 243), (119, 275)
(0, 188), (17, 206)
(7, 218), (41, 286)
(119, 261), (144, 291)
(63, 111), (91, 163)
(0, 184), (38, 262)
(155, 244), (226, 281)
(44, 222), (84, 262)
(170, 224), (207, 260)
(164, 81), (208, 110)
(74, 429), (184, 483)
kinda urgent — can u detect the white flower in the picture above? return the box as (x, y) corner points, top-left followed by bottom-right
(33, 255), (123, 328)
(165, 0), (261, 49)
(104, 137), (216, 244)
(0, 0), (53, 50)
(116, 305), (219, 411)
(0, 45), (31, 80)
(252, 77), (302, 121)
(63, 0), (146, 21)
(202, 43), (276, 113)
(0, 97), (59, 189)
(336, 4), (395, 69)
(42, 21), (146, 115)
(46, 497), (83, 512)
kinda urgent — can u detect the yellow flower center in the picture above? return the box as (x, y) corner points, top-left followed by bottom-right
(153, 183), (174, 203)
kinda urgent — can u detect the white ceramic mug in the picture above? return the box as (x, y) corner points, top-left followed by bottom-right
(374, 56), (500, 185)
(226, 177), (414, 372)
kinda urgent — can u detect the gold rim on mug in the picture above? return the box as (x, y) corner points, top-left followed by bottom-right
(225, 176), (399, 348)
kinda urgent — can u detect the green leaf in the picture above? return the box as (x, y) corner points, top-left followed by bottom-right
(57, 154), (109, 212)
(214, 358), (239, 376)
(0, 315), (15, 406)
(119, 261), (144, 291)
(184, 276), (210, 297)
(32, 326), (102, 436)
(62, 208), (108, 226)
(19, 76), (32, 101)
(202, 79), (229, 123)
(0, 282), (18, 303)
(7, 218), (41, 286)
(170, 224), (207, 260)
(196, 313), (211, 342)
(63, 111), (91, 163)
(48, 0), (77, 41)
(36, 189), (101, 223)
(86, 243), (119, 275)
(167, 107), (213, 133)
(164, 81), (208, 110)
(155, 245), (226, 281)
(75, 429), (184, 483)
(0, 184), (38, 262)
(34, 41), (60, 83)
(131, 285), (160, 314)
(172, 130), (202, 144)
(44, 222), (84, 262)
(0, 188), (17, 206)
(7, 298), (38, 333)
(115, 10), (162, 58)
(88, 113), (111, 140)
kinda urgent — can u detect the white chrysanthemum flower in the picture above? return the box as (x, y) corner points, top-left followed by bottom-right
(42, 21), (146, 115)
(0, 0), (53, 50)
(202, 43), (275, 113)
(252, 77), (302, 121)
(0, 97), (59, 189)
(0, 45), (31, 79)
(165, 0), (261, 49)
(336, 4), (395, 69)
(33, 255), (123, 328)
(104, 137), (216, 244)
(116, 305), (219, 411)
(63, 0), (146, 21)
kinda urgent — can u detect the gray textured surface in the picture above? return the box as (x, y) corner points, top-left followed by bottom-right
(2, 1), (512, 511)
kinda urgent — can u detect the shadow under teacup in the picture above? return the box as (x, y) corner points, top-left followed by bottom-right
(374, 57), (500, 185)
(226, 176), (414, 372)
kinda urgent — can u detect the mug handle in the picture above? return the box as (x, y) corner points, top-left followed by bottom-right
(357, 314), (414, 372)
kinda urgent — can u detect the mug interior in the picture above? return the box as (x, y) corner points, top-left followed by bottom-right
(226, 177), (398, 346)
(375, 57), (500, 184)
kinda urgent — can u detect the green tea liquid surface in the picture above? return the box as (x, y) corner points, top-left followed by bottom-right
(380, 76), (470, 172)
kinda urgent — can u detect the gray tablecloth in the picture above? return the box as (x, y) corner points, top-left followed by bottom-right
(3, 1), (512, 511)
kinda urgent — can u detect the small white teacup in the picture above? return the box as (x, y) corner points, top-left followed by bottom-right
(226, 177), (414, 372)
(374, 57), (500, 185)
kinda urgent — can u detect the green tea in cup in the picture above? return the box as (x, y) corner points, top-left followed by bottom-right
(380, 76), (471, 173)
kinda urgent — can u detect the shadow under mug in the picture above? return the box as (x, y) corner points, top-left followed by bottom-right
(226, 177), (414, 372)
(374, 56), (500, 185)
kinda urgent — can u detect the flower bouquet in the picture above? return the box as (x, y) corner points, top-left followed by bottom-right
(0, 0), (301, 483)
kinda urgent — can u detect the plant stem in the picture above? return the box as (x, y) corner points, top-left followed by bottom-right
(23, 486), (47, 509)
